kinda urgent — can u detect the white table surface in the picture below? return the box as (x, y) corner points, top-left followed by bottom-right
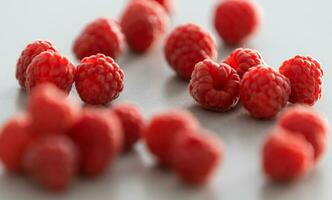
(0, 0), (332, 199)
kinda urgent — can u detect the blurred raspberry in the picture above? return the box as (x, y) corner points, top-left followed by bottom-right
(152, 0), (173, 13)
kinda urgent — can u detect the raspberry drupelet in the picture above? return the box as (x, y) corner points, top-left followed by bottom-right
(189, 59), (240, 112)
(240, 66), (291, 119)
(164, 23), (217, 80)
(16, 40), (57, 89)
(75, 54), (124, 105)
(73, 18), (124, 61)
(279, 55), (323, 105)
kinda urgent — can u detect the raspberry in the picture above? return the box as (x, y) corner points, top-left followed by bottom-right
(240, 66), (291, 119)
(214, 0), (261, 45)
(111, 103), (145, 152)
(144, 110), (199, 166)
(279, 55), (323, 105)
(25, 51), (76, 94)
(170, 130), (223, 185)
(189, 59), (240, 111)
(0, 115), (33, 172)
(164, 23), (217, 80)
(23, 135), (78, 192)
(224, 48), (264, 78)
(75, 54), (124, 105)
(66, 108), (123, 177)
(73, 18), (124, 61)
(16, 40), (57, 89)
(28, 83), (79, 135)
(152, 0), (172, 13)
(120, 0), (168, 52)
(278, 105), (328, 161)
(262, 128), (314, 182)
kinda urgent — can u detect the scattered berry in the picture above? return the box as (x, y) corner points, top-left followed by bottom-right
(224, 48), (264, 78)
(164, 23), (217, 80)
(152, 0), (173, 13)
(214, 0), (261, 45)
(75, 54), (124, 105)
(279, 55), (323, 105)
(73, 18), (124, 61)
(170, 130), (223, 185)
(262, 128), (314, 182)
(67, 108), (123, 177)
(240, 66), (291, 119)
(144, 110), (199, 166)
(120, 0), (168, 52)
(0, 115), (33, 172)
(28, 83), (79, 135)
(189, 59), (240, 111)
(278, 105), (328, 161)
(111, 103), (145, 152)
(25, 51), (76, 94)
(24, 135), (78, 192)
(16, 40), (57, 89)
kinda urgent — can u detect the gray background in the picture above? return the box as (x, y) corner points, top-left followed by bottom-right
(0, 0), (331, 199)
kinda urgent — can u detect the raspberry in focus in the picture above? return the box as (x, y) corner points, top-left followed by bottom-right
(75, 54), (124, 105)
(73, 18), (124, 61)
(224, 48), (264, 78)
(240, 66), (291, 119)
(189, 59), (240, 111)
(16, 40), (57, 89)
(25, 51), (76, 94)
(120, 0), (168, 52)
(214, 0), (261, 45)
(164, 23), (217, 80)
(279, 55), (323, 105)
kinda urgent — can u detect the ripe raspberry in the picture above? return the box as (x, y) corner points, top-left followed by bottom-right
(75, 54), (124, 105)
(144, 110), (199, 167)
(189, 59), (240, 111)
(0, 115), (33, 172)
(67, 108), (123, 177)
(120, 0), (168, 52)
(262, 128), (314, 182)
(28, 83), (80, 135)
(24, 135), (78, 192)
(16, 40), (57, 89)
(73, 18), (124, 61)
(151, 0), (172, 13)
(214, 0), (261, 45)
(111, 103), (145, 152)
(278, 105), (328, 161)
(279, 55), (323, 105)
(164, 23), (217, 80)
(224, 48), (264, 78)
(240, 66), (291, 119)
(25, 51), (76, 94)
(170, 130), (223, 185)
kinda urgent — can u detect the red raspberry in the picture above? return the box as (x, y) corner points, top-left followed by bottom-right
(152, 0), (172, 13)
(75, 54), (124, 105)
(67, 108), (123, 177)
(28, 83), (80, 135)
(0, 115), (33, 172)
(262, 128), (314, 182)
(164, 23), (217, 80)
(23, 135), (78, 192)
(278, 105), (328, 161)
(224, 48), (264, 78)
(189, 59), (240, 111)
(25, 51), (76, 94)
(214, 0), (261, 45)
(144, 110), (199, 167)
(111, 103), (145, 152)
(279, 55), (323, 105)
(16, 40), (57, 89)
(73, 18), (124, 61)
(240, 66), (291, 119)
(120, 0), (168, 52)
(170, 130), (223, 185)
